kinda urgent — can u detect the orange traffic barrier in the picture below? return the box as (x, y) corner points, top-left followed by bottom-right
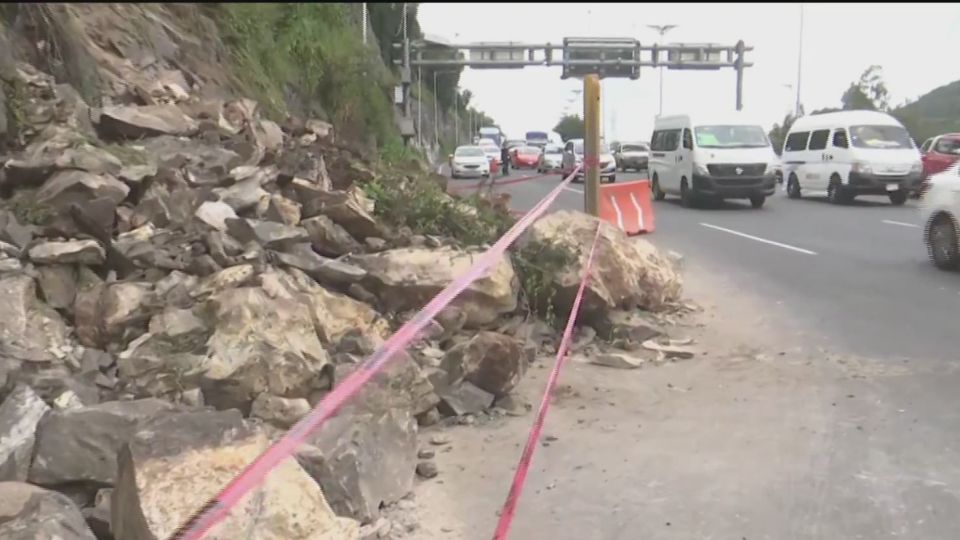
(598, 179), (655, 234)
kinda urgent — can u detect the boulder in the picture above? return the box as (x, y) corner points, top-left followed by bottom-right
(335, 356), (439, 418)
(28, 399), (175, 487)
(53, 144), (124, 176)
(250, 393), (311, 428)
(0, 482), (97, 539)
(81, 488), (112, 540)
(524, 210), (682, 318)
(226, 218), (308, 249)
(35, 265), (78, 310)
(201, 287), (331, 411)
(272, 244), (367, 286)
(302, 215), (364, 257)
(306, 283), (390, 347)
(0, 210), (36, 249)
(28, 239), (105, 265)
(215, 177), (269, 213)
(437, 381), (495, 417)
(99, 282), (154, 343)
(140, 136), (241, 186)
(0, 275), (69, 363)
(302, 187), (384, 239)
(352, 246), (519, 327)
(0, 385), (50, 482)
(440, 332), (526, 397)
(194, 201), (238, 232)
(263, 194), (302, 226)
(112, 409), (359, 540)
(297, 409), (417, 524)
(99, 104), (198, 139)
(36, 170), (130, 210)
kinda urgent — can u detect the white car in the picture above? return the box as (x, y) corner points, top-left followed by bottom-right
(560, 139), (616, 183)
(920, 161), (960, 269)
(479, 142), (501, 168)
(449, 146), (491, 179)
(538, 144), (564, 173)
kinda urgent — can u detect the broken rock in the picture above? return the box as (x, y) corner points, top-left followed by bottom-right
(437, 381), (494, 417)
(194, 200), (238, 232)
(0, 482), (97, 539)
(28, 239), (105, 265)
(441, 332), (526, 397)
(303, 186), (384, 239)
(0, 275), (69, 363)
(226, 218), (308, 249)
(0, 385), (51, 482)
(99, 104), (198, 139)
(590, 353), (645, 369)
(250, 393), (311, 429)
(37, 170), (130, 210)
(302, 214), (364, 257)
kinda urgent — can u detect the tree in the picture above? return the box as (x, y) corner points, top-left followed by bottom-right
(841, 65), (890, 111)
(554, 114), (585, 142)
(768, 113), (797, 155)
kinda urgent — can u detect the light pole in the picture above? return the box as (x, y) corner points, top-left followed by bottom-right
(417, 65), (422, 147)
(647, 24), (678, 116)
(795, 3), (804, 117)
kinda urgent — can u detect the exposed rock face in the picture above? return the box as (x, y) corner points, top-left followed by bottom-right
(0, 385), (51, 482)
(112, 409), (359, 540)
(0, 275), (69, 363)
(0, 482), (97, 539)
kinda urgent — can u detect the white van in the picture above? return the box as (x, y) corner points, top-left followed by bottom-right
(781, 110), (923, 205)
(649, 113), (778, 209)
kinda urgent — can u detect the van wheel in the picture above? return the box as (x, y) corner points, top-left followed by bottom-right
(787, 174), (802, 199)
(652, 175), (666, 201)
(928, 213), (960, 270)
(827, 177), (849, 205)
(680, 178), (696, 208)
(889, 190), (908, 206)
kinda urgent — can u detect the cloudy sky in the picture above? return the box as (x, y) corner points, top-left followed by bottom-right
(418, 2), (960, 142)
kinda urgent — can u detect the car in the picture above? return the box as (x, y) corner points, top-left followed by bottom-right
(920, 133), (960, 180)
(449, 145), (491, 179)
(614, 141), (650, 172)
(511, 146), (542, 169)
(650, 113), (777, 208)
(782, 110), (922, 205)
(538, 144), (564, 173)
(525, 131), (550, 149)
(478, 141), (502, 170)
(560, 139), (616, 183)
(920, 161), (960, 269)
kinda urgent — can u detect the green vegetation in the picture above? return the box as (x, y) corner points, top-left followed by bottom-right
(554, 114), (585, 142)
(893, 80), (960, 144)
(510, 240), (579, 328)
(1, 77), (27, 145)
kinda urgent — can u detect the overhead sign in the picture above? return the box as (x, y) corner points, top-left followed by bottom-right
(468, 42), (526, 68)
(666, 43), (725, 70)
(562, 37), (640, 80)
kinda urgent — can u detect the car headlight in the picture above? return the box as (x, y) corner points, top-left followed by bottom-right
(764, 162), (777, 175)
(694, 162), (710, 176)
(910, 161), (923, 173)
(852, 161), (873, 174)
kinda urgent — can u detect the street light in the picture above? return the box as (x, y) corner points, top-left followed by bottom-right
(647, 24), (678, 115)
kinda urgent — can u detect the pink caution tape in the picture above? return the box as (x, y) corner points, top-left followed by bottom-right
(169, 165), (582, 540)
(491, 222), (602, 540)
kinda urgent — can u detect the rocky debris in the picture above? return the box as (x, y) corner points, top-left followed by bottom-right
(437, 381), (495, 417)
(194, 200), (238, 231)
(28, 239), (106, 265)
(303, 187), (385, 239)
(113, 409), (359, 539)
(0, 275), (69, 363)
(297, 409), (417, 524)
(0, 481), (97, 539)
(415, 461), (438, 479)
(0, 385), (50, 482)
(589, 352), (645, 369)
(642, 338), (697, 360)
(302, 215), (364, 257)
(250, 393), (311, 428)
(99, 104), (198, 139)
(523, 210), (682, 320)
(440, 332), (526, 398)
(81, 488), (113, 540)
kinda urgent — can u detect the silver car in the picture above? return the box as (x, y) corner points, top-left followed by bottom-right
(449, 146), (491, 179)
(615, 142), (650, 172)
(561, 139), (616, 183)
(538, 144), (564, 173)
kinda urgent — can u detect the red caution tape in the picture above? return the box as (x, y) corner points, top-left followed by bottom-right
(168, 164), (582, 540)
(491, 222), (603, 540)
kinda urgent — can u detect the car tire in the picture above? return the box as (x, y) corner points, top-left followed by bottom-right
(827, 177), (849, 205)
(787, 174), (802, 199)
(652, 175), (666, 201)
(609, 175), (616, 183)
(928, 213), (960, 270)
(889, 190), (908, 206)
(680, 178), (696, 208)
(749, 194), (766, 209)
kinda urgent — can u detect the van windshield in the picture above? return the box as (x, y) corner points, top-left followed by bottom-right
(694, 125), (770, 148)
(850, 125), (914, 149)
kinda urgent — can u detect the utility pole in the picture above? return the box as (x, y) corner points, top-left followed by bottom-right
(647, 24), (678, 116)
(454, 89), (459, 146)
(434, 70), (439, 149)
(796, 3), (804, 117)
(417, 65), (422, 147)
(584, 75), (601, 217)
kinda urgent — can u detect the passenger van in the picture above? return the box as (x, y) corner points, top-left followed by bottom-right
(649, 113), (778, 208)
(781, 110), (923, 205)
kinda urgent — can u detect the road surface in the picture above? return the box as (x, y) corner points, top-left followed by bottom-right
(415, 167), (960, 540)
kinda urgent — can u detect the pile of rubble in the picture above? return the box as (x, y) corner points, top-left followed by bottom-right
(0, 59), (683, 539)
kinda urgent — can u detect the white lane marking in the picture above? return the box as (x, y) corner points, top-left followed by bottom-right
(563, 186), (584, 194)
(882, 219), (919, 228)
(629, 192), (644, 230)
(699, 223), (818, 255)
(609, 195), (625, 230)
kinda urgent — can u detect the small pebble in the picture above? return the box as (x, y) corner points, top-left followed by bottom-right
(416, 461), (439, 479)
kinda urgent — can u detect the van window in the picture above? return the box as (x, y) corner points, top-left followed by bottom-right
(694, 125), (769, 148)
(832, 129), (849, 149)
(650, 131), (663, 151)
(850, 125), (914, 149)
(652, 129), (680, 151)
(808, 129), (830, 150)
(784, 131), (810, 152)
(682, 129), (693, 150)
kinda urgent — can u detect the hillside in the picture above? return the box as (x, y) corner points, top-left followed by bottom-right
(893, 79), (960, 143)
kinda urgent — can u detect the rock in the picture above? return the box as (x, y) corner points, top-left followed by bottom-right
(359, 518), (391, 540)
(305, 283), (389, 347)
(302, 215), (364, 257)
(416, 408), (441, 427)
(0, 482), (97, 539)
(226, 218), (308, 249)
(250, 393), (311, 428)
(429, 434), (451, 446)
(188, 264), (256, 301)
(81, 488), (112, 540)
(416, 461), (439, 479)
(259, 119), (285, 152)
(118, 162), (158, 185)
(140, 136), (241, 186)
(0, 385), (50, 482)
(53, 144), (124, 176)
(297, 409), (417, 524)
(590, 353), (645, 369)
(99, 282), (153, 343)
(306, 119), (334, 139)
(35, 265), (78, 310)
(202, 287), (331, 411)
(494, 395), (531, 417)
(273, 244), (367, 287)
(98, 104), (198, 139)
(215, 177), (269, 213)
(28, 239), (106, 265)
(437, 381), (494, 417)
(303, 187), (384, 239)
(0, 275), (69, 363)
(36, 170), (130, 210)
(263, 194), (302, 226)
(641, 339), (696, 359)
(347, 283), (378, 305)
(352, 246), (519, 328)
(364, 237), (387, 252)
(194, 200), (238, 231)
(417, 449), (435, 459)
(112, 409), (359, 540)
(524, 210), (682, 317)
(29, 399), (175, 487)
(440, 332), (526, 397)
(592, 310), (663, 342)
(336, 355), (439, 417)
(0, 211), (36, 249)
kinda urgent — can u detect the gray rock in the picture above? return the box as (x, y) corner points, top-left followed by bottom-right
(590, 352), (644, 369)
(364, 237), (388, 252)
(273, 244), (367, 286)
(117, 162), (158, 185)
(80, 488), (112, 540)
(0, 211), (36, 249)
(226, 218), (308, 249)
(302, 187), (384, 239)
(53, 144), (123, 176)
(262, 194), (302, 226)
(35, 265), (78, 310)
(194, 200), (238, 231)
(0, 385), (50, 482)
(416, 461), (439, 479)
(99, 282), (153, 343)
(28, 399), (175, 487)
(593, 310), (663, 343)
(140, 136), (241, 186)
(112, 409), (358, 539)
(0, 482), (97, 539)
(5, 370), (100, 410)
(302, 215), (364, 257)
(297, 408), (417, 524)
(250, 393), (311, 429)
(437, 381), (494, 417)
(99, 104), (198, 139)
(440, 332), (527, 397)
(215, 177), (268, 213)
(0, 275), (69, 363)
(28, 239), (106, 265)
(36, 170), (130, 210)
(337, 355), (439, 417)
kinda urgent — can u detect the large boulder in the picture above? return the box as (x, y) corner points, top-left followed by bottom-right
(302, 215), (364, 257)
(201, 287), (331, 411)
(523, 210), (682, 318)
(28, 239), (105, 266)
(0, 482), (97, 539)
(335, 355), (439, 418)
(0, 275), (69, 363)
(28, 399), (175, 487)
(440, 332), (526, 397)
(351, 246), (519, 328)
(112, 410), (359, 540)
(0, 385), (50, 482)
(297, 409), (417, 524)
(98, 104), (198, 139)
(36, 170), (130, 210)
(302, 187), (384, 239)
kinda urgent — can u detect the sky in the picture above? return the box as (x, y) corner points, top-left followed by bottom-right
(418, 2), (960, 142)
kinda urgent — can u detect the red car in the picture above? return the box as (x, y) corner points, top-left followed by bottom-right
(511, 146), (542, 169)
(921, 133), (960, 178)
